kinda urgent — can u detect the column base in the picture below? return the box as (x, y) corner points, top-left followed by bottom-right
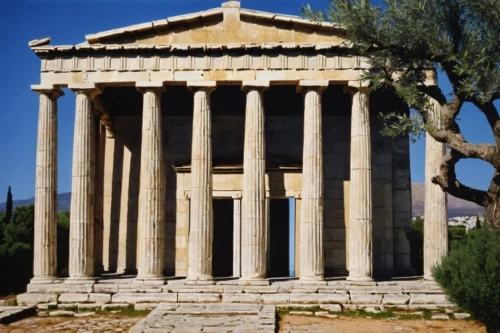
(238, 278), (270, 286)
(64, 277), (96, 284)
(346, 275), (374, 283)
(134, 277), (166, 285)
(30, 277), (59, 284)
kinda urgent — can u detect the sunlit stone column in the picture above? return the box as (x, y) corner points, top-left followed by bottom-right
(346, 83), (374, 282)
(67, 83), (101, 281)
(136, 82), (166, 283)
(424, 98), (448, 280)
(186, 82), (216, 284)
(31, 85), (63, 283)
(240, 81), (269, 285)
(298, 80), (328, 284)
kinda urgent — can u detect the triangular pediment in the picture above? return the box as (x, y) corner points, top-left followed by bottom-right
(84, 1), (347, 47)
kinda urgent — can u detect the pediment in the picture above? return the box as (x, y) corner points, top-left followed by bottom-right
(84, 1), (347, 47)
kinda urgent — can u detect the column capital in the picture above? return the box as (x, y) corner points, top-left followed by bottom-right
(31, 84), (64, 99)
(297, 80), (329, 94)
(136, 81), (165, 94)
(69, 83), (103, 99)
(241, 81), (269, 93)
(187, 81), (217, 93)
(344, 80), (372, 96)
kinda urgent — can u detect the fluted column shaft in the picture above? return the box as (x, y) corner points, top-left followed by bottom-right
(68, 85), (100, 280)
(424, 99), (448, 280)
(187, 82), (216, 282)
(299, 83), (327, 282)
(136, 83), (166, 280)
(347, 86), (373, 281)
(94, 123), (106, 274)
(241, 82), (268, 282)
(32, 86), (63, 283)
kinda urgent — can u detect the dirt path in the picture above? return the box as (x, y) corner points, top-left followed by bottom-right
(279, 315), (485, 333)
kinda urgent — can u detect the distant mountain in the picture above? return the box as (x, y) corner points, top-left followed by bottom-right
(411, 183), (484, 218)
(0, 192), (71, 213)
(0, 185), (485, 218)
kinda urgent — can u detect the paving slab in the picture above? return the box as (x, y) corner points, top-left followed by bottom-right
(130, 303), (276, 332)
(0, 306), (36, 325)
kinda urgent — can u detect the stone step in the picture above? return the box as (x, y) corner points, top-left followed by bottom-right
(129, 303), (276, 333)
(0, 306), (36, 325)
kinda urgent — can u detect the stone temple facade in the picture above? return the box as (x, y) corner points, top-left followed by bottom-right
(21, 1), (450, 308)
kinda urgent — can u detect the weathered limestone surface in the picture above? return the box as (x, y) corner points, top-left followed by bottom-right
(424, 99), (448, 280)
(136, 83), (166, 281)
(299, 81), (328, 282)
(233, 196), (242, 277)
(68, 84), (100, 280)
(347, 86), (373, 281)
(31, 86), (63, 283)
(130, 303), (277, 333)
(240, 82), (269, 282)
(187, 82), (216, 283)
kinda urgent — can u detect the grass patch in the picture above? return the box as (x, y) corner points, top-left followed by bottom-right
(97, 304), (150, 317)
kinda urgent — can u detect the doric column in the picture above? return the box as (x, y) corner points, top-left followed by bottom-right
(31, 85), (63, 283)
(186, 81), (216, 284)
(240, 81), (269, 284)
(424, 99), (448, 280)
(136, 82), (166, 282)
(346, 83), (374, 282)
(233, 194), (242, 277)
(298, 80), (328, 284)
(67, 83), (102, 281)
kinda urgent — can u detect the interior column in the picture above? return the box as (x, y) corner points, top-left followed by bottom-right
(31, 85), (63, 283)
(240, 81), (269, 285)
(298, 80), (328, 284)
(346, 83), (374, 282)
(186, 81), (216, 284)
(135, 82), (166, 283)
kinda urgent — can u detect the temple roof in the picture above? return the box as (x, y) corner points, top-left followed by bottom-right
(29, 1), (348, 53)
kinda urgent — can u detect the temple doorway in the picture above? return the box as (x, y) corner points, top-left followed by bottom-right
(212, 199), (234, 278)
(268, 199), (294, 277)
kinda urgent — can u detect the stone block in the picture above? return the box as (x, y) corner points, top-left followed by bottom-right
(27, 283), (93, 293)
(319, 304), (343, 312)
(243, 286), (279, 294)
(409, 294), (448, 304)
(454, 313), (471, 320)
(17, 293), (57, 305)
(93, 284), (118, 293)
(101, 303), (130, 310)
(134, 303), (159, 311)
(222, 294), (262, 303)
(384, 304), (409, 311)
(111, 293), (178, 303)
(178, 293), (221, 303)
(58, 293), (89, 303)
(350, 294), (382, 304)
(261, 293), (290, 304)
(290, 293), (349, 304)
(89, 293), (111, 304)
(57, 303), (78, 310)
(78, 304), (100, 311)
(382, 294), (410, 305)
(431, 314), (450, 320)
(49, 310), (74, 317)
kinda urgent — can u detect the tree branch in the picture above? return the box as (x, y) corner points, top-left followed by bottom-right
(432, 149), (489, 207)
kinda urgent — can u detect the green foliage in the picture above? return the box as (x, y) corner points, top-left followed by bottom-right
(5, 186), (12, 224)
(407, 218), (424, 275)
(378, 111), (426, 142)
(0, 205), (34, 295)
(57, 211), (70, 276)
(433, 226), (500, 333)
(448, 225), (467, 247)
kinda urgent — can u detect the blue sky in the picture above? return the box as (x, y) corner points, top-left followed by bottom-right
(0, 0), (496, 200)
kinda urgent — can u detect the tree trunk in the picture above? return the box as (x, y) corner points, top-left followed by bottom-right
(484, 171), (500, 230)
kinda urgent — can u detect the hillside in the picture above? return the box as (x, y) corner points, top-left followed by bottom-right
(411, 183), (484, 218)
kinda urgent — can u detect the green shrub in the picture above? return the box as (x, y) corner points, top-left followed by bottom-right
(407, 218), (424, 275)
(433, 226), (500, 333)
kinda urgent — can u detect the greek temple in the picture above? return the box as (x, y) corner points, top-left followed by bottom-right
(20, 2), (450, 309)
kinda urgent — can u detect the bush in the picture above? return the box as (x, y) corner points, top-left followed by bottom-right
(407, 218), (424, 275)
(433, 227), (500, 333)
